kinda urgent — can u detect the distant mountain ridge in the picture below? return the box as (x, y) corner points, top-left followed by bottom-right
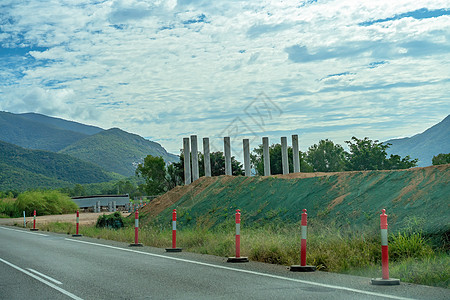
(60, 128), (179, 176)
(0, 140), (118, 191)
(385, 115), (450, 167)
(19, 112), (104, 135)
(0, 111), (89, 152)
(0, 111), (179, 178)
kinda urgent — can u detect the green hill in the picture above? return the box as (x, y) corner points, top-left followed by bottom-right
(0, 141), (119, 191)
(59, 128), (179, 176)
(19, 112), (103, 135)
(0, 111), (89, 152)
(386, 115), (450, 167)
(141, 165), (450, 237)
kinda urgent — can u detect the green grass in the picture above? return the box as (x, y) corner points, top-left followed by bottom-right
(35, 220), (448, 289)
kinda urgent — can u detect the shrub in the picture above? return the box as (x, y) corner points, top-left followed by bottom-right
(13, 190), (78, 216)
(96, 212), (124, 229)
(389, 232), (434, 261)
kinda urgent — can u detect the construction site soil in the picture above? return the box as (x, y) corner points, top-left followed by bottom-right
(140, 164), (449, 236)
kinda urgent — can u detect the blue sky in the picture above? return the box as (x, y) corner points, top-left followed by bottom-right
(0, 0), (449, 156)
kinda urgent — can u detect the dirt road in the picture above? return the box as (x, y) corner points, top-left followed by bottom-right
(0, 211), (131, 227)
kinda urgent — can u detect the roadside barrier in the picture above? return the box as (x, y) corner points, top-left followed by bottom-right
(291, 209), (315, 272)
(72, 210), (82, 237)
(166, 209), (182, 252)
(129, 210), (143, 247)
(227, 209), (248, 263)
(371, 209), (400, 285)
(30, 210), (39, 231)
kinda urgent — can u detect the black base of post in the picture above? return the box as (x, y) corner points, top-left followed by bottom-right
(129, 243), (143, 247)
(165, 248), (183, 252)
(371, 278), (400, 285)
(290, 265), (316, 272)
(72, 234), (83, 237)
(227, 257), (249, 263)
(30, 229), (39, 231)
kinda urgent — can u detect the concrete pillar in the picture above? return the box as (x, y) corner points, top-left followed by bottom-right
(97, 201), (101, 213)
(183, 138), (191, 185)
(243, 139), (251, 176)
(281, 137), (289, 175)
(190, 135), (199, 181)
(263, 137), (271, 176)
(113, 201), (116, 212)
(203, 137), (211, 177)
(108, 202), (112, 212)
(93, 204), (96, 213)
(292, 134), (300, 173)
(224, 137), (232, 175)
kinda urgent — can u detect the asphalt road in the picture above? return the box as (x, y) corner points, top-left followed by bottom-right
(0, 226), (448, 300)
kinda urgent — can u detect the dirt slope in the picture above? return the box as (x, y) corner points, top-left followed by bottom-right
(139, 165), (450, 235)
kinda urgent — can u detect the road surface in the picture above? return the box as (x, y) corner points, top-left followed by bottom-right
(0, 226), (447, 299)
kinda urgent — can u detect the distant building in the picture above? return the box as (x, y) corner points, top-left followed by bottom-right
(71, 195), (130, 211)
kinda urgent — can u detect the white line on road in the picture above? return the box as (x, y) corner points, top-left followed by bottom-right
(65, 238), (413, 300)
(0, 257), (83, 300)
(27, 268), (63, 285)
(0, 226), (49, 236)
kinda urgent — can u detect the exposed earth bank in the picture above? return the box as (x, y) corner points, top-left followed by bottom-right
(139, 164), (449, 237)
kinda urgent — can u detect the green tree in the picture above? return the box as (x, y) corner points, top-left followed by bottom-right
(432, 153), (450, 165)
(251, 143), (311, 175)
(135, 155), (170, 195)
(306, 139), (346, 172)
(345, 137), (417, 171)
(170, 151), (244, 185)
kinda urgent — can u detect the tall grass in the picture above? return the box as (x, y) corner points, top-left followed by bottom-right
(37, 219), (448, 288)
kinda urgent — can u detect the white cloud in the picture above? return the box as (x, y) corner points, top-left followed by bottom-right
(0, 0), (449, 155)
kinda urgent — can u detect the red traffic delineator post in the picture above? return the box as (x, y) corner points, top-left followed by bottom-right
(30, 210), (39, 231)
(291, 209), (316, 272)
(371, 209), (400, 285)
(166, 209), (182, 252)
(227, 209), (249, 263)
(129, 210), (143, 247)
(72, 210), (82, 237)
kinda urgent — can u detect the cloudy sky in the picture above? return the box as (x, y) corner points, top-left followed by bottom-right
(1, 0), (449, 156)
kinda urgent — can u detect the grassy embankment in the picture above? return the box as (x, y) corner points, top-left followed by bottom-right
(36, 215), (449, 289)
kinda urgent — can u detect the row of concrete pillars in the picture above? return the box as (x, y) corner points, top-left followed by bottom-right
(183, 135), (300, 185)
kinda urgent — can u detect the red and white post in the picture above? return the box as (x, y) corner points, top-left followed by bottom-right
(291, 209), (315, 272)
(129, 210), (143, 247)
(371, 209), (400, 285)
(227, 209), (248, 262)
(72, 210), (82, 237)
(166, 209), (182, 252)
(30, 210), (39, 231)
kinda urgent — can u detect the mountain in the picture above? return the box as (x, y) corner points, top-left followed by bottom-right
(0, 111), (90, 152)
(385, 115), (450, 167)
(19, 112), (103, 135)
(0, 141), (120, 191)
(59, 128), (179, 176)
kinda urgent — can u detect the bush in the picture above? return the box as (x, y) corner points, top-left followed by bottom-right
(96, 212), (124, 229)
(15, 190), (78, 216)
(389, 232), (434, 260)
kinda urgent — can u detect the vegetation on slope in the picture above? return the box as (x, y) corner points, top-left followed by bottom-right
(0, 141), (118, 191)
(0, 111), (89, 152)
(60, 128), (178, 177)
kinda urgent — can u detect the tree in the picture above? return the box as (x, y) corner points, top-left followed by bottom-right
(345, 137), (417, 171)
(135, 155), (171, 195)
(306, 139), (346, 172)
(250, 143), (311, 175)
(432, 153), (450, 165)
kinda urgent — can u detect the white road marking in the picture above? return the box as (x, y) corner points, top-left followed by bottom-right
(0, 226), (49, 236)
(65, 238), (413, 300)
(27, 268), (63, 285)
(0, 257), (83, 300)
